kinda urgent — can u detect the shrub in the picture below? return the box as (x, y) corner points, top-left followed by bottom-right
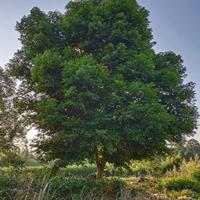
(0, 168), (18, 188)
(1, 152), (25, 169)
(161, 177), (200, 192)
(129, 160), (149, 175)
(190, 166), (200, 182)
(159, 155), (181, 174)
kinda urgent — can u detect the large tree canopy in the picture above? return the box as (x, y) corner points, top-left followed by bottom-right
(8, 0), (198, 178)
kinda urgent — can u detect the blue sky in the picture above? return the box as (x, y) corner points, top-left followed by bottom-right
(0, 0), (199, 140)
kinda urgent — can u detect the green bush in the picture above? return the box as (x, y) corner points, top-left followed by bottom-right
(160, 177), (200, 197)
(190, 166), (200, 182)
(159, 155), (181, 174)
(130, 160), (154, 176)
(1, 152), (25, 169)
(0, 168), (18, 188)
(107, 160), (155, 177)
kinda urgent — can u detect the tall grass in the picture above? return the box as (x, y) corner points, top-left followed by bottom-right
(1, 157), (200, 199)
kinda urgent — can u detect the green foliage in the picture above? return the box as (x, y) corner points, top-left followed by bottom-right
(0, 152), (25, 169)
(0, 68), (26, 152)
(60, 165), (96, 178)
(182, 139), (200, 161)
(190, 166), (200, 182)
(128, 160), (154, 176)
(0, 168), (18, 188)
(158, 158), (200, 198)
(1, 158), (200, 199)
(8, 0), (198, 177)
(159, 155), (182, 174)
(45, 177), (128, 199)
(0, 165), (133, 200)
(161, 177), (200, 192)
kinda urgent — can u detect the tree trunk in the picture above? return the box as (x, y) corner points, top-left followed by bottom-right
(96, 160), (105, 180)
(95, 145), (106, 179)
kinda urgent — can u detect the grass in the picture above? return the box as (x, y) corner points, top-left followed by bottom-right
(158, 158), (200, 199)
(0, 158), (200, 199)
(0, 164), (135, 200)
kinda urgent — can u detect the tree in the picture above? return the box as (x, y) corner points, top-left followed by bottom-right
(0, 67), (26, 152)
(8, 0), (198, 179)
(182, 139), (200, 161)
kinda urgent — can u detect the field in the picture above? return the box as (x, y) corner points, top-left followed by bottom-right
(0, 157), (200, 200)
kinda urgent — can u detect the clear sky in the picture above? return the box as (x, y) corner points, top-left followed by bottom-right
(0, 0), (199, 140)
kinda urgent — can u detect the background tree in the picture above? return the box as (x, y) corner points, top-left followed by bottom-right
(8, 0), (198, 178)
(0, 67), (26, 153)
(181, 139), (200, 161)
